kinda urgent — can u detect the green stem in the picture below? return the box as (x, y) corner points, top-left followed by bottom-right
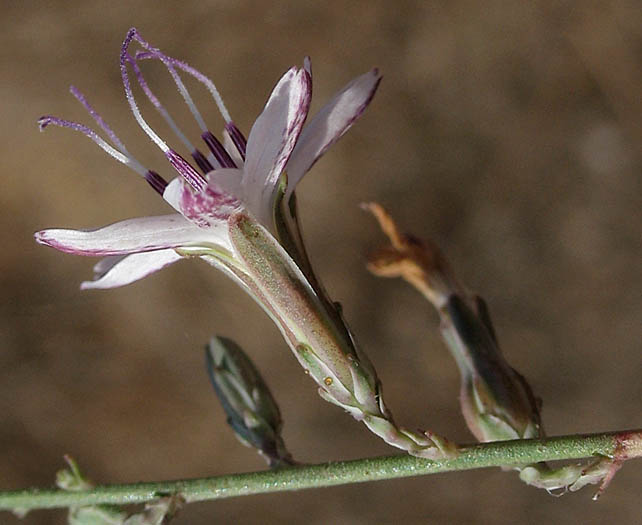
(2, 430), (640, 512)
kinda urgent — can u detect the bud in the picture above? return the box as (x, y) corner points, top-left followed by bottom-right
(121, 496), (183, 524)
(364, 202), (542, 443)
(519, 457), (621, 496)
(56, 456), (182, 524)
(56, 455), (128, 524)
(365, 202), (641, 496)
(443, 294), (542, 441)
(205, 336), (294, 467)
(55, 455), (93, 492)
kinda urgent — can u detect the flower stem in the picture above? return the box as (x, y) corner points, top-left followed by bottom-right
(2, 430), (640, 512)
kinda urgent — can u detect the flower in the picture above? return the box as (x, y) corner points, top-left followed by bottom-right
(35, 28), (381, 290)
(35, 30), (456, 459)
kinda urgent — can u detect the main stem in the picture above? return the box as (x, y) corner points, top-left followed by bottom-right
(2, 430), (640, 512)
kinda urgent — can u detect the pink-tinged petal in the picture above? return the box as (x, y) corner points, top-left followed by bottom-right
(81, 249), (182, 289)
(35, 214), (227, 256)
(243, 67), (312, 221)
(207, 167), (243, 200)
(303, 56), (312, 77)
(285, 68), (382, 198)
(163, 176), (242, 232)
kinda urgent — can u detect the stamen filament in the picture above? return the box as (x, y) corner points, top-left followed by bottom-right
(134, 50), (209, 133)
(124, 54), (197, 154)
(121, 28), (207, 191)
(128, 30), (237, 170)
(134, 49), (232, 124)
(38, 116), (146, 176)
(120, 30), (171, 155)
(69, 86), (129, 155)
(126, 52), (219, 169)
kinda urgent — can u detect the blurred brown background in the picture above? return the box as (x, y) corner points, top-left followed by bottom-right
(1, 1), (640, 523)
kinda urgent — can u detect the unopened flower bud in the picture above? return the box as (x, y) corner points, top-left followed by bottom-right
(443, 294), (542, 441)
(206, 336), (294, 467)
(366, 203), (642, 496)
(56, 456), (128, 524)
(365, 202), (542, 443)
(55, 455), (93, 493)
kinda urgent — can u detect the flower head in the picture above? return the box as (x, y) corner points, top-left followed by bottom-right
(36, 28), (381, 290)
(35, 30), (456, 460)
(35, 27), (382, 419)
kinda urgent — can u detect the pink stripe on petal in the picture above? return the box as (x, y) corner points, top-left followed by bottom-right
(34, 214), (227, 256)
(285, 68), (381, 198)
(243, 66), (312, 222)
(81, 249), (182, 289)
(163, 176), (242, 229)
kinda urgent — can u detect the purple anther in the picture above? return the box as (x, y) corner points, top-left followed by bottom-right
(38, 116), (55, 131)
(165, 149), (207, 192)
(225, 122), (247, 160)
(39, 115), (92, 136)
(144, 170), (168, 195)
(121, 29), (138, 69)
(192, 149), (214, 174)
(202, 131), (236, 168)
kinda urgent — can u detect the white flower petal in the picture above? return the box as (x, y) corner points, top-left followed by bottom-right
(35, 214), (229, 256)
(243, 66), (311, 223)
(285, 68), (381, 198)
(92, 254), (127, 275)
(162, 177), (185, 213)
(81, 249), (182, 289)
(207, 167), (243, 200)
